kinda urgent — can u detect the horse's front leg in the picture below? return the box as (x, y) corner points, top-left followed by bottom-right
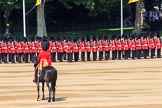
(42, 81), (45, 100)
(37, 85), (40, 101)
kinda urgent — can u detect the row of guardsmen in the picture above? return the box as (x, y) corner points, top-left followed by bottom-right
(0, 34), (161, 64)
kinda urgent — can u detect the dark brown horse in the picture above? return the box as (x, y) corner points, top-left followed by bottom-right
(34, 59), (57, 102)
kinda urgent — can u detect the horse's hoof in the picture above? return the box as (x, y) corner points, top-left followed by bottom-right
(52, 98), (55, 102)
(42, 98), (45, 100)
(48, 100), (51, 102)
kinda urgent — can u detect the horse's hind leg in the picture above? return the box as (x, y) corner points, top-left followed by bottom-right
(42, 82), (45, 100)
(46, 81), (51, 102)
(51, 82), (56, 102)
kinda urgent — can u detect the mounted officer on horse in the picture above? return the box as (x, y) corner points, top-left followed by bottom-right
(33, 36), (57, 102)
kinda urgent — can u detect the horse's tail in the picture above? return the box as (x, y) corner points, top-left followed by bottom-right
(51, 67), (57, 82)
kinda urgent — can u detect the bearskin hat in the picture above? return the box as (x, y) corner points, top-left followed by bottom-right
(150, 32), (154, 38)
(104, 35), (108, 40)
(98, 35), (103, 41)
(86, 35), (90, 41)
(67, 37), (72, 42)
(93, 35), (97, 41)
(157, 32), (160, 38)
(111, 35), (115, 40)
(56, 36), (61, 42)
(81, 36), (85, 42)
(41, 38), (49, 51)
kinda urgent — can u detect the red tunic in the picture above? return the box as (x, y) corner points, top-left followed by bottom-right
(2, 42), (8, 53)
(85, 41), (91, 52)
(38, 50), (52, 66)
(116, 40), (122, 51)
(110, 41), (116, 51)
(92, 41), (97, 52)
(80, 42), (85, 52)
(149, 39), (155, 49)
(36, 42), (42, 53)
(103, 41), (110, 51)
(98, 41), (103, 51)
(9, 43), (16, 53)
(73, 43), (79, 53)
(130, 40), (136, 51)
(16, 42), (23, 53)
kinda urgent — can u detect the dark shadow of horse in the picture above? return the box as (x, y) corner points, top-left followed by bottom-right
(45, 97), (67, 102)
(34, 58), (57, 102)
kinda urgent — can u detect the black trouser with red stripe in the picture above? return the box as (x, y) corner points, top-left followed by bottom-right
(0, 53), (2, 63)
(99, 51), (102, 60)
(118, 50), (122, 60)
(67, 53), (72, 62)
(112, 50), (116, 60)
(157, 49), (161, 58)
(87, 52), (91, 61)
(93, 52), (97, 61)
(143, 49), (148, 59)
(17, 53), (22, 63)
(58, 52), (63, 62)
(151, 49), (155, 58)
(105, 51), (110, 60)
(10, 53), (15, 63)
(81, 52), (85, 61)
(51, 52), (56, 62)
(132, 50), (136, 59)
(2, 53), (8, 63)
(24, 53), (29, 63)
(124, 50), (129, 59)
(137, 50), (141, 59)
(74, 52), (79, 62)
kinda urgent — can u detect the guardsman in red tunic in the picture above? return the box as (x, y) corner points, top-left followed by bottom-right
(110, 39), (116, 60)
(33, 38), (52, 83)
(92, 39), (97, 61)
(2, 41), (8, 63)
(122, 38), (129, 59)
(85, 40), (91, 61)
(155, 37), (161, 58)
(50, 41), (57, 62)
(80, 39), (85, 61)
(62, 40), (67, 60)
(130, 38), (136, 59)
(149, 37), (155, 58)
(0, 41), (2, 63)
(23, 39), (30, 63)
(29, 38), (36, 62)
(16, 41), (23, 63)
(73, 39), (79, 62)
(66, 42), (73, 62)
(8, 41), (16, 63)
(58, 42), (64, 62)
(136, 37), (142, 59)
(103, 38), (110, 60)
(116, 38), (122, 60)
(98, 40), (103, 61)
(142, 36), (149, 59)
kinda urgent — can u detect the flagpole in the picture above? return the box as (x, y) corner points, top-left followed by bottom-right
(121, 0), (123, 38)
(23, 0), (26, 38)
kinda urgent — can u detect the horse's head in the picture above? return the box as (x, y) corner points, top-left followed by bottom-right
(33, 56), (38, 68)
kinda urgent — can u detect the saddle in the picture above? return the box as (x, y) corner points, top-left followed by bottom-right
(39, 59), (48, 71)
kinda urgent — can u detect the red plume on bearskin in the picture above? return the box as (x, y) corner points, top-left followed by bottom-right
(41, 38), (49, 51)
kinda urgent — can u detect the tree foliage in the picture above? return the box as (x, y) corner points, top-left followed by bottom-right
(1, 0), (159, 35)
